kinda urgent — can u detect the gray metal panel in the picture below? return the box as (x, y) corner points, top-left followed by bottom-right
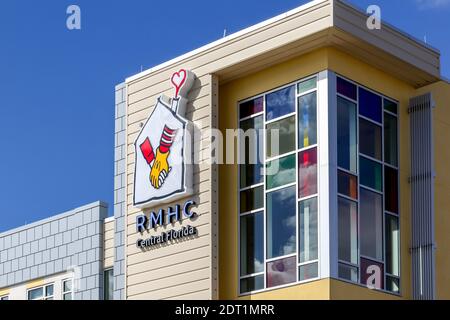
(409, 92), (436, 300)
(113, 82), (126, 300)
(0, 202), (108, 300)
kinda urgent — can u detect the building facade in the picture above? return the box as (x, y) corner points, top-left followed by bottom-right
(1, 0), (450, 300)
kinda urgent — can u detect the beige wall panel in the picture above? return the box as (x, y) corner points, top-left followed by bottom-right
(128, 269), (210, 296)
(128, 245), (211, 274)
(128, 279), (211, 300)
(125, 72), (217, 300)
(128, 256), (210, 284)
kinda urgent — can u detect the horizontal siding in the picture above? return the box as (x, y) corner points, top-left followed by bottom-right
(128, 279), (211, 300)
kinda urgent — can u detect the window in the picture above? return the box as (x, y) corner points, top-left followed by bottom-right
(28, 284), (54, 300)
(337, 96), (357, 173)
(239, 75), (319, 294)
(62, 279), (73, 300)
(336, 76), (400, 294)
(104, 269), (114, 300)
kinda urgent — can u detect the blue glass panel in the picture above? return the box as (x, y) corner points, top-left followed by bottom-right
(266, 85), (295, 121)
(267, 186), (296, 258)
(359, 88), (382, 123)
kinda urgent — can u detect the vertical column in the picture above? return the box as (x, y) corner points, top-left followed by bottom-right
(317, 70), (338, 279)
(113, 83), (127, 300)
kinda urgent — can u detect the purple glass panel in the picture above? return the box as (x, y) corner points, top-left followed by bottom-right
(240, 97), (263, 119)
(360, 258), (384, 290)
(359, 88), (382, 123)
(385, 166), (399, 214)
(337, 77), (357, 100)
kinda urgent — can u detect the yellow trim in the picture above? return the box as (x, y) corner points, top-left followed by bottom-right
(26, 279), (45, 290)
(0, 288), (9, 297)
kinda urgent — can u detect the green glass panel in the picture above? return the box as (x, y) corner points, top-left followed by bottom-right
(266, 154), (296, 190)
(384, 113), (398, 167)
(266, 116), (296, 158)
(360, 156), (382, 191)
(298, 77), (317, 94)
(384, 98), (397, 114)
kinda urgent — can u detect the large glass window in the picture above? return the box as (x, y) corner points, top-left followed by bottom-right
(299, 198), (318, 263)
(240, 212), (264, 276)
(337, 97), (357, 173)
(336, 76), (400, 294)
(360, 188), (383, 261)
(239, 75), (319, 294)
(267, 186), (296, 259)
(28, 284), (54, 300)
(62, 279), (73, 300)
(240, 116), (263, 188)
(338, 197), (358, 265)
(104, 269), (114, 300)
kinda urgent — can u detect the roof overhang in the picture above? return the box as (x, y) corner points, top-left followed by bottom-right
(126, 0), (441, 88)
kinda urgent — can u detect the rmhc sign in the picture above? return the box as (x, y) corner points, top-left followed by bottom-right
(133, 69), (195, 208)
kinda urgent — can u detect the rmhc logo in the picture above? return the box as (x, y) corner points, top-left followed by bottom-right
(133, 69), (196, 208)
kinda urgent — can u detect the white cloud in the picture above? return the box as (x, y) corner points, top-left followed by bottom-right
(416, 0), (450, 9)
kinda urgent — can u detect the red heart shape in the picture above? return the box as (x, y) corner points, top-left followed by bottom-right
(171, 69), (187, 97)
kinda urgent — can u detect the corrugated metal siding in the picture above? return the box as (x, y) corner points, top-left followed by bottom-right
(409, 92), (436, 300)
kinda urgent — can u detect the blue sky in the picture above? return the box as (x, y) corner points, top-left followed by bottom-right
(0, 0), (449, 232)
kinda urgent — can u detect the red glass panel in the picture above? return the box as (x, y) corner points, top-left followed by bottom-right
(360, 258), (384, 290)
(338, 170), (358, 200)
(385, 166), (399, 214)
(240, 97), (263, 119)
(298, 148), (318, 198)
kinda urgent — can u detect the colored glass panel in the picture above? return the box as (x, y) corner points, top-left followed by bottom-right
(384, 113), (398, 166)
(337, 77), (357, 100)
(267, 256), (297, 288)
(338, 197), (358, 264)
(337, 97), (357, 173)
(240, 186), (263, 213)
(360, 258), (384, 290)
(299, 197), (318, 263)
(338, 170), (358, 199)
(240, 97), (263, 119)
(267, 186), (296, 258)
(385, 167), (399, 213)
(240, 212), (264, 276)
(266, 154), (296, 190)
(360, 188), (383, 261)
(298, 148), (318, 198)
(384, 98), (397, 114)
(266, 85), (295, 121)
(360, 156), (382, 192)
(298, 77), (317, 94)
(359, 118), (382, 160)
(359, 87), (382, 123)
(298, 92), (317, 149)
(266, 116), (296, 158)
